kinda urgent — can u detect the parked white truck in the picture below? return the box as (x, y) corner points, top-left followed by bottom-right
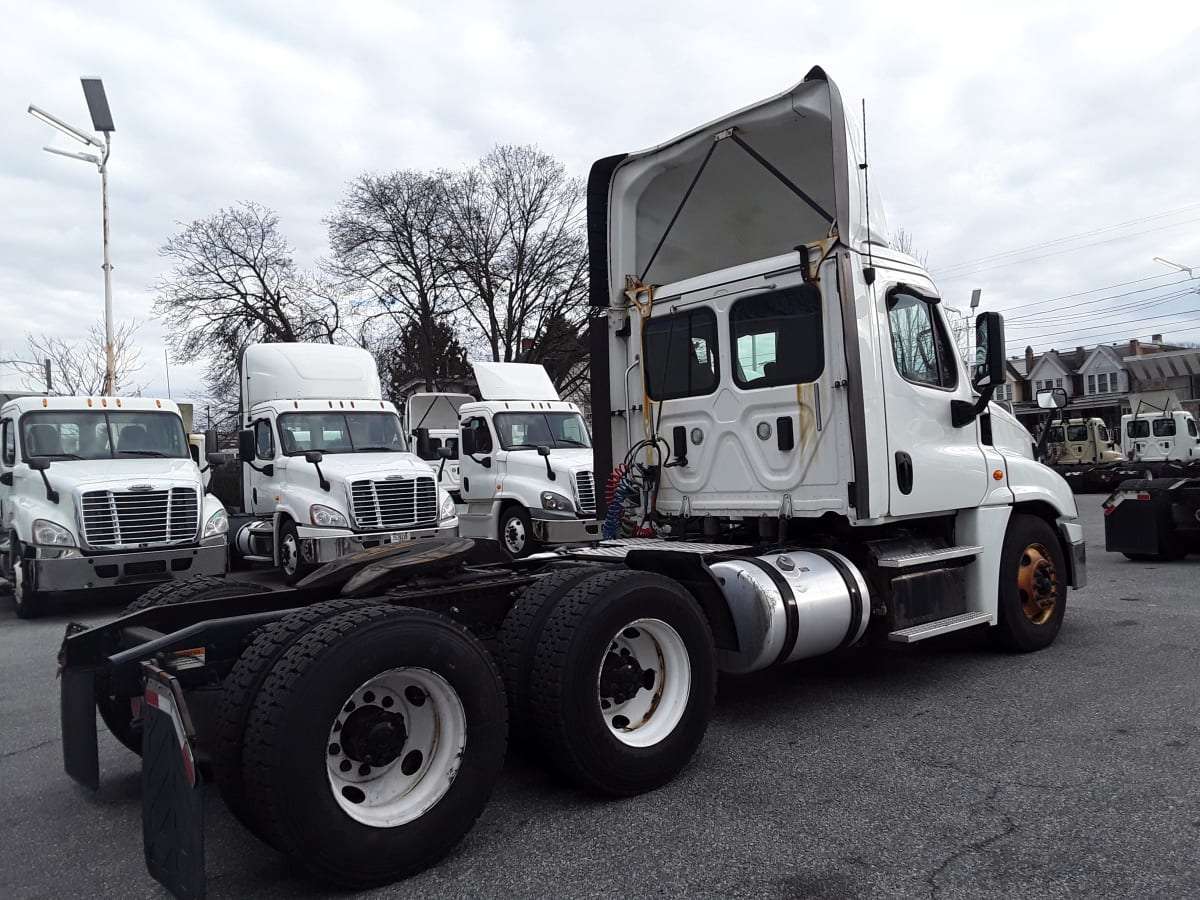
(232, 343), (458, 583)
(0, 395), (227, 617)
(405, 390), (472, 492)
(1120, 400), (1200, 467)
(456, 361), (599, 557)
(59, 66), (1085, 898)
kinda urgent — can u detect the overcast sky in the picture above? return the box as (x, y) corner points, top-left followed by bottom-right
(2, 0), (1198, 401)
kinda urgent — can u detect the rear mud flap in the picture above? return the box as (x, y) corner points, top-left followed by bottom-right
(61, 665), (99, 790)
(142, 664), (206, 900)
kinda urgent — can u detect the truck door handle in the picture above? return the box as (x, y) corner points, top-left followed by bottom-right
(776, 416), (795, 452)
(895, 451), (913, 495)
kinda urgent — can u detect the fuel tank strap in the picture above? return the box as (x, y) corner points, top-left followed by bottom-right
(807, 548), (864, 647)
(737, 557), (799, 667)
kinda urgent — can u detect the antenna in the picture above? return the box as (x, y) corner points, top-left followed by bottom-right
(859, 99), (874, 279)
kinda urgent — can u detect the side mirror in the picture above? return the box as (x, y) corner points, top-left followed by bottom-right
(1036, 388), (1068, 410)
(436, 446), (453, 460)
(206, 451), (224, 467)
(461, 428), (476, 457)
(537, 445), (551, 457)
(972, 311), (1005, 390)
(238, 429), (255, 463)
(304, 450), (324, 464)
(415, 427), (432, 460)
(536, 445), (555, 480)
(0, 472), (12, 486)
(28, 456), (50, 472)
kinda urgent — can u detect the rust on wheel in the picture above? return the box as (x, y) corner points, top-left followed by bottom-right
(1017, 542), (1058, 625)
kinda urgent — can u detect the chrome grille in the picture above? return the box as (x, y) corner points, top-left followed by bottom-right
(80, 487), (199, 548)
(351, 477), (438, 530)
(573, 470), (596, 514)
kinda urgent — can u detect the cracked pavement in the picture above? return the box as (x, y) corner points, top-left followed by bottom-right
(1, 498), (1197, 899)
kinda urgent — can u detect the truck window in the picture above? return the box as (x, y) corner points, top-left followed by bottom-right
(643, 308), (719, 400)
(20, 411), (187, 460)
(1097, 424), (1110, 443)
(1066, 424), (1088, 442)
(2, 419), (13, 466)
(1153, 418), (1176, 437)
(1047, 426), (1065, 443)
(464, 417), (493, 453)
(1189, 419), (1198, 438)
(254, 419), (275, 459)
(886, 290), (958, 389)
(730, 285), (823, 388)
(1126, 420), (1149, 439)
(278, 412), (405, 455)
(493, 412), (592, 451)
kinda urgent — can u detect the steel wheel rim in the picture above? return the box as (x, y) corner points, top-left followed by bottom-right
(596, 617), (691, 748)
(1017, 542), (1057, 625)
(504, 517), (526, 555)
(11, 552), (25, 609)
(326, 667), (467, 828)
(280, 533), (299, 576)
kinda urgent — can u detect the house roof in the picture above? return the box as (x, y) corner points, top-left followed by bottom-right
(1123, 348), (1200, 381)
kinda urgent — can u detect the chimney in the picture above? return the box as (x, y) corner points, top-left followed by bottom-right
(1129, 339), (1140, 356)
(1025, 345), (1034, 372)
(1075, 346), (1085, 365)
(1152, 333), (1163, 343)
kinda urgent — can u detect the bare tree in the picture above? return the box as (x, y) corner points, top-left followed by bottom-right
(17, 318), (146, 395)
(890, 227), (929, 266)
(154, 202), (343, 400)
(441, 145), (589, 383)
(326, 172), (458, 392)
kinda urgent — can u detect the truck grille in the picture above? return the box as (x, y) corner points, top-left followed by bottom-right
(573, 470), (596, 514)
(80, 487), (199, 548)
(351, 477), (438, 530)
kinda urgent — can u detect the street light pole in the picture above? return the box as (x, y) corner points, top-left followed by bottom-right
(28, 77), (116, 395)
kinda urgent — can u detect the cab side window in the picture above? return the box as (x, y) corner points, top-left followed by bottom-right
(465, 417), (493, 454)
(2, 419), (14, 466)
(887, 290), (958, 389)
(254, 419), (275, 459)
(1153, 418), (1176, 437)
(1189, 419), (1198, 438)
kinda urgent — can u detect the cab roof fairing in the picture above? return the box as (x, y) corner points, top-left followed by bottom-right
(589, 66), (890, 309)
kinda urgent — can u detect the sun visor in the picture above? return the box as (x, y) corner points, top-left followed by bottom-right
(472, 362), (561, 401)
(593, 67), (888, 300)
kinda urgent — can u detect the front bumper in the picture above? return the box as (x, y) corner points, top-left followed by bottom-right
(31, 542), (227, 593)
(297, 519), (459, 565)
(529, 510), (600, 544)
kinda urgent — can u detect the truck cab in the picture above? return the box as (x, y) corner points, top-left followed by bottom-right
(457, 362), (599, 558)
(0, 396), (228, 617)
(1043, 417), (1123, 466)
(234, 344), (458, 583)
(1121, 409), (1200, 463)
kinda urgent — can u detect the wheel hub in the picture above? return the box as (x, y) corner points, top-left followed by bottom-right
(1018, 543), (1058, 624)
(599, 649), (651, 705)
(339, 706), (407, 767)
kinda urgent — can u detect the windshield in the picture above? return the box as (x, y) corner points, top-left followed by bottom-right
(278, 412), (406, 455)
(21, 410), (189, 461)
(493, 412), (592, 450)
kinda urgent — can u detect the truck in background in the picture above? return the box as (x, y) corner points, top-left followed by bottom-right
(231, 343), (458, 583)
(1120, 396), (1200, 470)
(1039, 414), (1132, 493)
(405, 390), (473, 493)
(0, 395), (227, 617)
(57, 67), (1085, 897)
(456, 361), (599, 558)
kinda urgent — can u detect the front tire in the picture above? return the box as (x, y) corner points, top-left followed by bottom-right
(278, 519), (313, 585)
(991, 514), (1068, 653)
(528, 569), (716, 796)
(499, 505), (538, 560)
(9, 540), (47, 620)
(241, 606), (507, 887)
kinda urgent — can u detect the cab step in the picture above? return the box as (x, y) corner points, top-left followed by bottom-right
(887, 610), (992, 643)
(876, 545), (983, 568)
(239, 554), (273, 563)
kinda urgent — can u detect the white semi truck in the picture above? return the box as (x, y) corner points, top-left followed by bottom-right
(0, 395), (227, 617)
(405, 389), (472, 492)
(58, 67), (1084, 898)
(231, 343), (458, 582)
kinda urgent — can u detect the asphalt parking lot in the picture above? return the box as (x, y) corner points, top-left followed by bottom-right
(1, 498), (1197, 899)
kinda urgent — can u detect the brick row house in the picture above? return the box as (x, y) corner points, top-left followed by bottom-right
(999, 335), (1200, 434)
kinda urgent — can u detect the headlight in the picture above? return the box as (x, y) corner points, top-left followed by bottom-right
(310, 504), (348, 528)
(438, 490), (457, 522)
(541, 491), (574, 512)
(32, 519), (75, 547)
(203, 508), (229, 537)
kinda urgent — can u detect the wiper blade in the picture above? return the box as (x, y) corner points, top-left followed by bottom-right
(354, 446), (397, 453)
(557, 439), (588, 447)
(117, 450), (168, 457)
(46, 453), (85, 460)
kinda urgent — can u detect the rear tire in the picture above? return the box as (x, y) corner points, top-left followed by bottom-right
(496, 565), (603, 753)
(98, 576), (274, 755)
(241, 606), (507, 887)
(528, 569), (716, 796)
(213, 597), (389, 841)
(990, 514), (1068, 653)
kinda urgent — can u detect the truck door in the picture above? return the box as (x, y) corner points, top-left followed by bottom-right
(247, 417), (284, 516)
(878, 283), (989, 517)
(0, 417), (14, 531)
(458, 415), (499, 503)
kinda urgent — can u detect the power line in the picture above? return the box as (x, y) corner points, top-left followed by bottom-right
(1005, 283), (1197, 327)
(1005, 301), (1198, 348)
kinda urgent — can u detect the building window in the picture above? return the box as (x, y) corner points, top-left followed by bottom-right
(994, 383), (1011, 401)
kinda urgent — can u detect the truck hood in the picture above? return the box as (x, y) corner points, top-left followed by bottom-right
(297, 453), (435, 483)
(508, 447), (593, 471)
(589, 65), (888, 298)
(42, 457), (202, 492)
